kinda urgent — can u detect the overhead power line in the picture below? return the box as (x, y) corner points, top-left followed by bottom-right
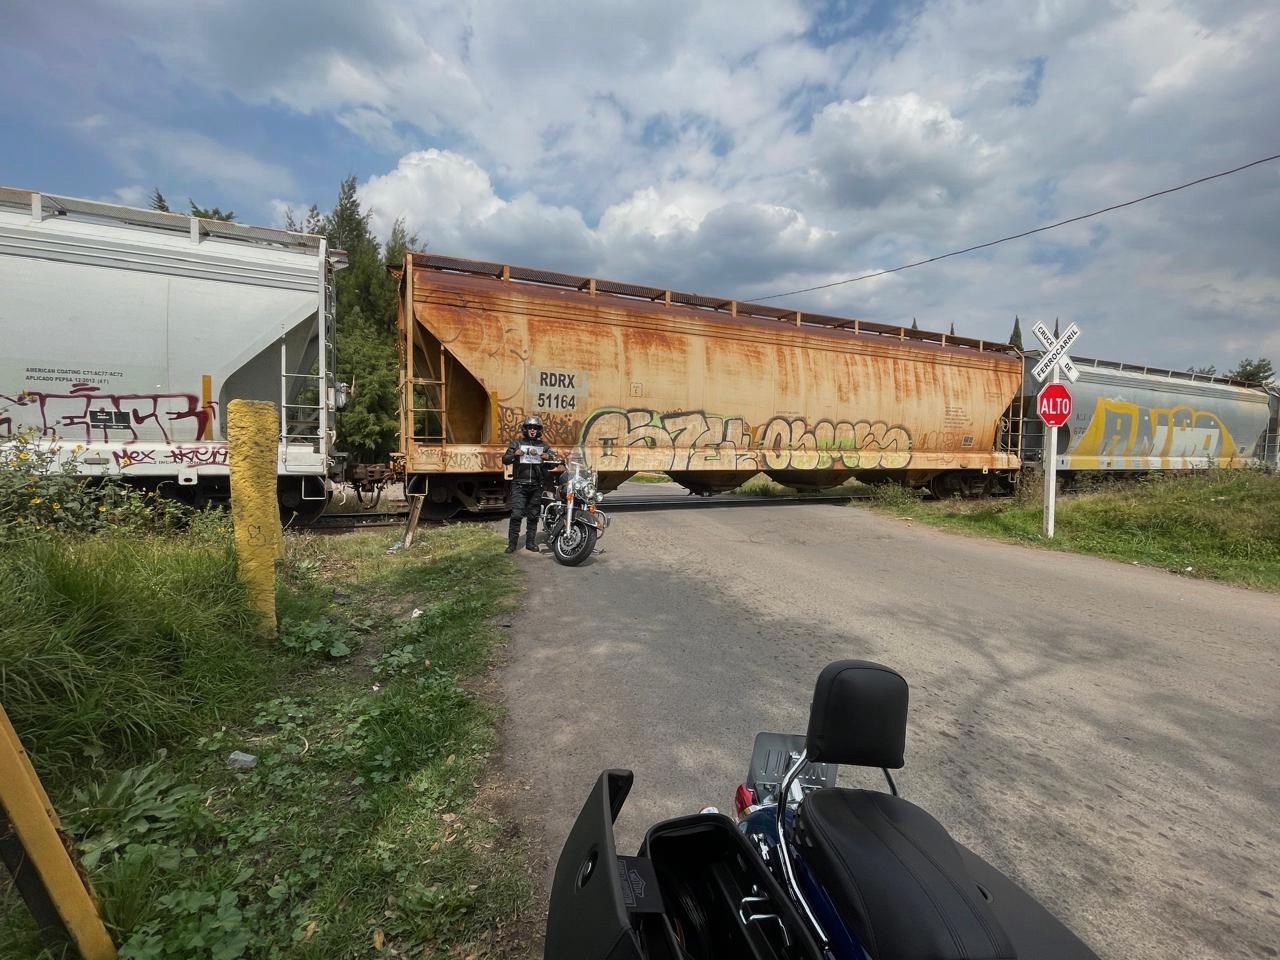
(749, 152), (1280, 303)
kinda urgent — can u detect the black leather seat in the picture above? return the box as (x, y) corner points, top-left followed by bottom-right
(794, 662), (1098, 960)
(798, 787), (1015, 960)
(798, 786), (1099, 960)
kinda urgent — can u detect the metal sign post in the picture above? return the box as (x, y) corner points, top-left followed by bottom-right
(1031, 321), (1082, 539)
(1043, 366), (1060, 538)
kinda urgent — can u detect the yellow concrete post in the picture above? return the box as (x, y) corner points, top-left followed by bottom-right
(227, 399), (284, 632)
(0, 705), (117, 959)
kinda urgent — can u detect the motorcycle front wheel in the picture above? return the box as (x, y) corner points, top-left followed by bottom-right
(552, 522), (597, 566)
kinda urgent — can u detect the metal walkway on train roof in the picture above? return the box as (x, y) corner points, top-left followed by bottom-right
(0, 186), (347, 265)
(407, 251), (1020, 356)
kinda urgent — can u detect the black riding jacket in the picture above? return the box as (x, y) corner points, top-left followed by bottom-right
(502, 437), (556, 486)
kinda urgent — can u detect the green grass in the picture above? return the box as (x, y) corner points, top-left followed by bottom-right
(861, 470), (1280, 591)
(0, 534), (275, 790)
(732, 474), (794, 496)
(624, 472), (671, 484)
(1, 525), (536, 959)
(730, 474), (868, 498)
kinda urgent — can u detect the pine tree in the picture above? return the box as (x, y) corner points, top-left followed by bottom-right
(327, 176), (374, 257)
(1009, 316), (1024, 350)
(910, 318), (918, 330)
(150, 188), (170, 212)
(385, 217), (420, 268)
(320, 177), (419, 462)
(284, 204), (328, 235)
(188, 200), (236, 221)
(1225, 357), (1275, 384)
(302, 204), (325, 236)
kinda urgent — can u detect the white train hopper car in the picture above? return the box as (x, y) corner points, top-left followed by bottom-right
(0, 188), (346, 519)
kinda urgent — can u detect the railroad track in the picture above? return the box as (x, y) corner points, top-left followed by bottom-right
(296, 492), (866, 532)
(295, 512), (413, 534)
(604, 492), (866, 510)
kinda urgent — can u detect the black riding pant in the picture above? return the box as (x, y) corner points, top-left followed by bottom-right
(508, 483), (542, 546)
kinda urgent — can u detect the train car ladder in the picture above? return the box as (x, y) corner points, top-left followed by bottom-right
(279, 249), (334, 467)
(407, 339), (449, 446)
(1001, 389), (1026, 464)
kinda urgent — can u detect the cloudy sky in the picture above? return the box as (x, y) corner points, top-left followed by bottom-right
(2, 0), (1277, 371)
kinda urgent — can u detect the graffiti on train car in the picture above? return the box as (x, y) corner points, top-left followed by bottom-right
(38, 445), (235, 470)
(0, 385), (215, 444)
(497, 405), (581, 447)
(579, 408), (913, 472)
(444, 449), (503, 472)
(1072, 398), (1242, 460)
(758, 416), (912, 470)
(582, 410), (759, 472)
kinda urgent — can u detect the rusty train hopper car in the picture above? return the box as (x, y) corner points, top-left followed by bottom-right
(397, 253), (1023, 515)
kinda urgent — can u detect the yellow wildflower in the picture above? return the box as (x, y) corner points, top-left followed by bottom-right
(52, 502), (62, 510)
(30, 497), (42, 505)
(17, 451), (30, 461)
(99, 505), (108, 513)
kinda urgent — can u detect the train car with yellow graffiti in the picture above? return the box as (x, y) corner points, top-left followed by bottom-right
(1017, 352), (1280, 477)
(397, 253), (1024, 515)
(0, 187), (346, 520)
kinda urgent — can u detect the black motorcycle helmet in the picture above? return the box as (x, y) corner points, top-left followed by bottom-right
(521, 415), (543, 438)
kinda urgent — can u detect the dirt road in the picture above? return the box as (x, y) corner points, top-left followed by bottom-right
(500, 497), (1280, 959)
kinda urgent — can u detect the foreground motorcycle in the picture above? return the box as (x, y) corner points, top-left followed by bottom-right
(546, 660), (1099, 960)
(540, 453), (609, 566)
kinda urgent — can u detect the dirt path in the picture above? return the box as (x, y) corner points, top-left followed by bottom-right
(500, 501), (1280, 959)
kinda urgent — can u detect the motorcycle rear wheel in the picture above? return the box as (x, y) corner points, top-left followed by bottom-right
(552, 522), (597, 566)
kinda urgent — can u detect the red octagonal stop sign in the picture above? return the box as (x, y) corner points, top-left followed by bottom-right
(1037, 382), (1073, 427)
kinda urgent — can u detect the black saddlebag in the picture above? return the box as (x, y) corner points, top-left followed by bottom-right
(545, 770), (822, 960)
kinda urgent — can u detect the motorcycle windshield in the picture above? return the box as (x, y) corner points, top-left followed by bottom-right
(563, 452), (589, 483)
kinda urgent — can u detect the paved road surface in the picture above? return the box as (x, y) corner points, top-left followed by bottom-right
(499, 494), (1280, 959)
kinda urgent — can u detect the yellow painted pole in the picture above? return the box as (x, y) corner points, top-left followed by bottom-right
(0, 704), (60, 828)
(200, 374), (214, 441)
(227, 399), (284, 632)
(0, 705), (117, 959)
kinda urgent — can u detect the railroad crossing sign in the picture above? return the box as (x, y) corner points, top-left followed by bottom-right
(1028, 319), (1084, 540)
(1037, 382), (1073, 427)
(1031, 320), (1081, 383)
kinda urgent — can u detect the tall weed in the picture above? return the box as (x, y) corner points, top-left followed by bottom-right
(0, 535), (277, 790)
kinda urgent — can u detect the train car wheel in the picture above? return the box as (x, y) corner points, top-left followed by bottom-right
(423, 499), (461, 520)
(278, 477), (329, 525)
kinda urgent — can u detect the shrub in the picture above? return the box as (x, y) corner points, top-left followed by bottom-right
(0, 429), (200, 538)
(867, 481), (924, 510)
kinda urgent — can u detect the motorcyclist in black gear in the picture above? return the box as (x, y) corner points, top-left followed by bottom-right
(501, 415), (559, 553)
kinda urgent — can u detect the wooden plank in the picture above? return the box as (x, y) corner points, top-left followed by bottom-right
(403, 494), (426, 549)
